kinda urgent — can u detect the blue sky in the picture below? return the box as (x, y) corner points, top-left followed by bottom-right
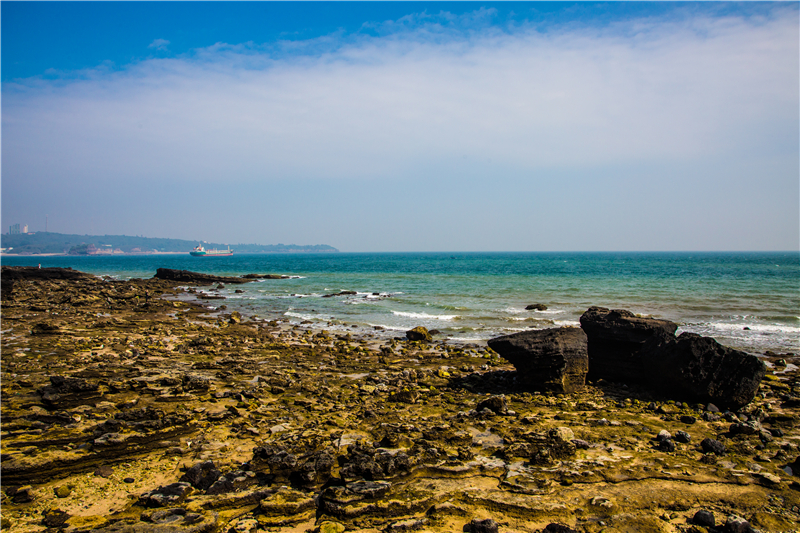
(2, 2), (798, 251)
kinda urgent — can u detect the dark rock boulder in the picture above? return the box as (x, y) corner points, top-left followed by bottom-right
(525, 303), (548, 311)
(180, 461), (221, 491)
(153, 268), (249, 284)
(476, 395), (508, 415)
(643, 332), (766, 409)
(406, 326), (432, 342)
(579, 306), (677, 383)
(487, 328), (588, 393)
(469, 518), (499, 533)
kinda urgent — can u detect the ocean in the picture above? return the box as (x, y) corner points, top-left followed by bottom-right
(3, 252), (798, 355)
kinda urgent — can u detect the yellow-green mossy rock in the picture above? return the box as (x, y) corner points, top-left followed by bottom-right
(316, 521), (346, 533)
(406, 326), (431, 342)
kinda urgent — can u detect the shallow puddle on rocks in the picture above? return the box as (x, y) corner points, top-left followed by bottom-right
(467, 426), (505, 448)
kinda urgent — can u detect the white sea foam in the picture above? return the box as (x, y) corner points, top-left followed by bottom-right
(553, 320), (581, 327)
(366, 323), (407, 331)
(392, 311), (459, 321)
(284, 311), (328, 321)
(682, 322), (800, 335)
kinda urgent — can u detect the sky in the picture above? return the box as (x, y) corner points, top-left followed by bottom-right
(2, 2), (798, 252)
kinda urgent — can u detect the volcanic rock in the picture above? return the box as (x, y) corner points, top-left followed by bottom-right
(487, 327), (588, 393)
(579, 306), (678, 383)
(642, 332), (767, 409)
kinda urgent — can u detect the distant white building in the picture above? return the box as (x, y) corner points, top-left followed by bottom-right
(22, 225), (29, 233)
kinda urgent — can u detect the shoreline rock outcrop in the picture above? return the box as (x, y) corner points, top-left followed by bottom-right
(579, 306), (678, 383)
(643, 331), (767, 409)
(487, 328), (588, 393)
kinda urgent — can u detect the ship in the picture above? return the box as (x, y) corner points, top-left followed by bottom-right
(189, 244), (233, 257)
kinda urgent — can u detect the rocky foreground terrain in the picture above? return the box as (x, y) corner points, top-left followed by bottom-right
(2, 267), (799, 533)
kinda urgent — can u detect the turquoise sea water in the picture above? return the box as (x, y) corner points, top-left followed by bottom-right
(3, 252), (798, 355)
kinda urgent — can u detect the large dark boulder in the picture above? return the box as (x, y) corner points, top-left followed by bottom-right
(579, 306), (677, 383)
(487, 328), (588, 393)
(153, 268), (249, 284)
(643, 332), (766, 409)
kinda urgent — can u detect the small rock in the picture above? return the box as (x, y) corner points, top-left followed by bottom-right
(657, 438), (676, 452)
(692, 509), (715, 527)
(706, 403), (720, 412)
(590, 496), (613, 509)
(315, 522), (346, 533)
(42, 509), (70, 528)
(123, 477), (135, 483)
(543, 524), (579, 533)
(701, 438), (725, 456)
(54, 485), (72, 498)
(469, 518), (499, 533)
(725, 515), (755, 533)
(758, 472), (781, 485)
(680, 415), (697, 424)
(657, 430), (672, 442)
(525, 303), (548, 311)
(674, 430), (691, 444)
(94, 465), (114, 478)
(476, 395), (507, 415)
(10, 486), (34, 503)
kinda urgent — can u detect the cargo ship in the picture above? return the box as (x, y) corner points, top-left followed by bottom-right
(189, 244), (233, 257)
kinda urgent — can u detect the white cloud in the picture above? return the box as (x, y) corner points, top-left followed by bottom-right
(148, 38), (170, 51)
(4, 8), (796, 189)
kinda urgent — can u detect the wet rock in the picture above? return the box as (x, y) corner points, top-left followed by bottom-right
(579, 306), (677, 383)
(674, 430), (692, 444)
(468, 518), (499, 533)
(139, 482), (194, 507)
(487, 327), (588, 393)
(406, 326), (432, 342)
(525, 303), (548, 311)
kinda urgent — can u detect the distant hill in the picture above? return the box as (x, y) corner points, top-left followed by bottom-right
(0, 232), (338, 255)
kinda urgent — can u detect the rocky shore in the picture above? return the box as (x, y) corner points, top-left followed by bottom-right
(2, 266), (799, 533)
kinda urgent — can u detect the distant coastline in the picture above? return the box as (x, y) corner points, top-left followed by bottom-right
(0, 231), (338, 256)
